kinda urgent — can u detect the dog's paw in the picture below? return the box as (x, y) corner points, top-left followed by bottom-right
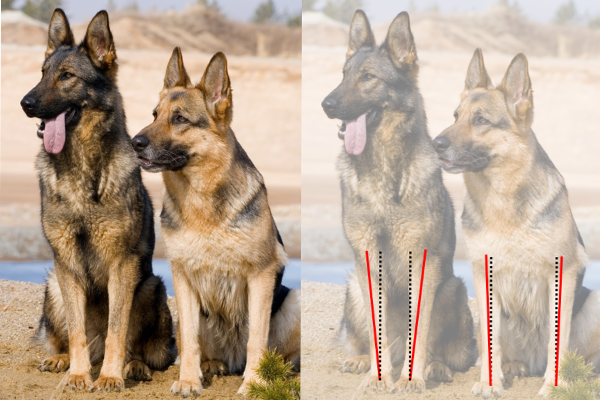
(425, 360), (453, 382)
(340, 355), (370, 374)
(171, 380), (202, 398)
(93, 375), (124, 392)
(360, 373), (395, 393)
(40, 354), (70, 373)
(538, 380), (555, 397)
(395, 376), (426, 393)
(64, 373), (93, 391)
(502, 361), (527, 377)
(123, 360), (152, 381)
(201, 360), (227, 376)
(472, 381), (504, 398)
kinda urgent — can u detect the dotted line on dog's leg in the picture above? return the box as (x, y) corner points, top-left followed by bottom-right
(408, 251), (412, 381)
(489, 256), (493, 387)
(555, 256), (563, 386)
(378, 251), (382, 381)
(485, 254), (492, 386)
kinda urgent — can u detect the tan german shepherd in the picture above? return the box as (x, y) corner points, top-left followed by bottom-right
(131, 48), (301, 397)
(433, 49), (600, 397)
(321, 11), (476, 393)
(19, 9), (175, 392)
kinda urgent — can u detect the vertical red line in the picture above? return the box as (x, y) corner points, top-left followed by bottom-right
(409, 249), (427, 379)
(485, 254), (492, 386)
(555, 256), (563, 386)
(365, 251), (381, 380)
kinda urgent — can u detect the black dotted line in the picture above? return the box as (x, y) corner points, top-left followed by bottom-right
(489, 256), (493, 377)
(408, 251), (412, 380)
(378, 251), (382, 380)
(555, 257), (559, 374)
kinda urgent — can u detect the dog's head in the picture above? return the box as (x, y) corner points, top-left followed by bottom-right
(433, 49), (534, 173)
(321, 10), (419, 155)
(20, 9), (118, 154)
(131, 48), (233, 172)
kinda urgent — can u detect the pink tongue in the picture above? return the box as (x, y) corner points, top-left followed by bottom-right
(344, 113), (367, 155)
(43, 112), (67, 154)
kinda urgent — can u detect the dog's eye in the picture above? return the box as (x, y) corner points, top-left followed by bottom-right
(476, 116), (490, 125)
(174, 115), (188, 124)
(361, 73), (375, 82)
(59, 72), (74, 80)
(152, 110), (157, 120)
(453, 111), (458, 121)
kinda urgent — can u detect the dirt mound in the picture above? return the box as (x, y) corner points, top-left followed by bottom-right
(303, 8), (600, 58)
(1, 6), (300, 58)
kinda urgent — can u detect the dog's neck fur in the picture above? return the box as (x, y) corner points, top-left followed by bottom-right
(162, 129), (263, 225)
(463, 128), (566, 224)
(36, 96), (138, 203)
(339, 97), (441, 202)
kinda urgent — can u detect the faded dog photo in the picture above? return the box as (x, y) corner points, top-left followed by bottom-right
(301, 0), (600, 399)
(0, 0), (300, 398)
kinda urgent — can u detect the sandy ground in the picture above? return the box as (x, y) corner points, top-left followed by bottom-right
(301, 46), (600, 260)
(301, 281), (556, 399)
(0, 279), (251, 399)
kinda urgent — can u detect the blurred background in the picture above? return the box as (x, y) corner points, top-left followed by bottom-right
(0, 0), (301, 289)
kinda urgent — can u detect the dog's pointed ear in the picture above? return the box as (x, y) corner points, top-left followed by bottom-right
(465, 48), (493, 90)
(384, 12), (417, 68)
(199, 52), (232, 123)
(83, 10), (116, 69)
(164, 47), (191, 89)
(45, 8), (75, 59)
(499, 53), (533, 122)
(347, 10), (375, 59)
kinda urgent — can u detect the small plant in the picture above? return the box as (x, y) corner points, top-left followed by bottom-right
(247, 349), (300, 400)
(550, 351), (600, 400)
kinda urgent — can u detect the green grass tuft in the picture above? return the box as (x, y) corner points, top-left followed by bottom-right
(550, 351), (600, 400)
(247, 349), (300, 400)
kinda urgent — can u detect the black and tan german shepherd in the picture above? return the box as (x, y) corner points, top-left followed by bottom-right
(20, 9), (175, 392)
(131, 48), (301, 397)
(321, 10), (476, 393)
(433, 49), (600, 397)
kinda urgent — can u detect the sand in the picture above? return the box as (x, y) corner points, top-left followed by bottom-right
(301, 281), (553, 399)
(0, 279), (248, 399)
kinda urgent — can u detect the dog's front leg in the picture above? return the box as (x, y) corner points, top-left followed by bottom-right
(471, 256), (504, 397)
(238, 264), (277, 395)
(94, 257), (138, 392)
(55, 265), (93, 390)
(171, 263), (202, 398)
(356, 251), (395, 392)
(396, 254), (438, 393)
(539, 261), (577, 396)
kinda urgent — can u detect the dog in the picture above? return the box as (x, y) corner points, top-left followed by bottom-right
(131, 48), (301, 397)
(19, 9), (175, 392)
(432, 48), (600, 397)
(321, 10), (476, 393)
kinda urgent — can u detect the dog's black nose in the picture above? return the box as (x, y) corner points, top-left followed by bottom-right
(20, 96), (37, 112)
(321, 97), (338, 114)
(131, 135), (150, 152)
(432, 136), (450, 152)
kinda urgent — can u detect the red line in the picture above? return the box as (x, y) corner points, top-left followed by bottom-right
(485, 254), (492, 386)
(555, 256), (563, 386)
(409, 249), (427, 380)
(365, 251), (381, 380)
